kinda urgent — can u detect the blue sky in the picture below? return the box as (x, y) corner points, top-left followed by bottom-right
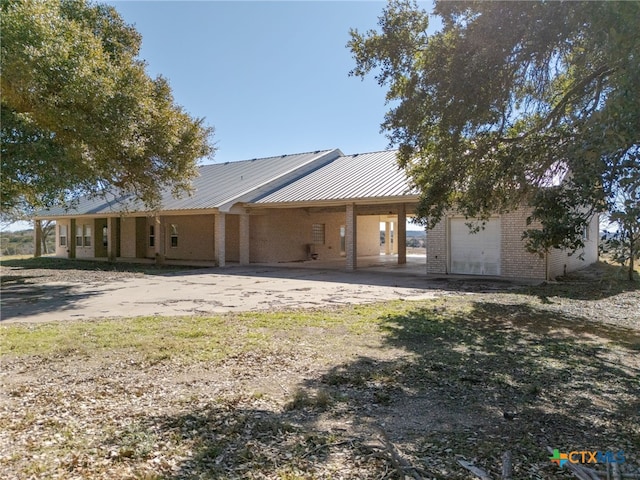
(106, 0), (432, 164)
(7, 0), (439, 232)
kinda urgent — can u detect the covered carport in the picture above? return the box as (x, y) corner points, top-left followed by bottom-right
(245, 150), (422, 272)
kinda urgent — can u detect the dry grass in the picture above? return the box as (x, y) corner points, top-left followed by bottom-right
(1, 263), (639, 479)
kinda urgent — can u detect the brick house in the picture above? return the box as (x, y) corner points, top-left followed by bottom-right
(35, 149), (598, 280)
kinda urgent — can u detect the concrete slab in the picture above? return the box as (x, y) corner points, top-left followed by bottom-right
(1, 258), (531, 324)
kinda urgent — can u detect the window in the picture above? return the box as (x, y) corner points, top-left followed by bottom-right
(75, 224), (92, 247)
(311, 224), (325, 245)
(59, 225), (67, 247)
(102, 226), (108, 247)
(582, 225), (590, 241)
(170, 224), (178, 247)
(339, 225), (346, 255)
(149, 225), (155, 247)
(76, 225), (83, 247)
(83, 225), (92, 247)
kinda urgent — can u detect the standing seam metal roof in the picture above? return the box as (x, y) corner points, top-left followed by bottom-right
(255, 150), (418, 203)
(38, 150), (339, 216)
(156, 149), (339, 210)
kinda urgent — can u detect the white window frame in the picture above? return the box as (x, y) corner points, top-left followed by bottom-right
(59, 225), (67, 247)
(170, 224), (178, 248)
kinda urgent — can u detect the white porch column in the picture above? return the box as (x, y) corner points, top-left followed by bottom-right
(392, 221), (398, 254)
(214, 212), (226, 267)
(397, 205), (406, 265)
(239, 213), (250, 266)
(33, 220), (42, 258)
(384, 221), (391, 255)
(346, 203), (357, 271)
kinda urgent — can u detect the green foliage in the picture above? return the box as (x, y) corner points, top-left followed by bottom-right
(349, 1), (639, 260)
(602, 156), (640, 280)
(0, 229), (54, 256)
(1, 0), (214, 214)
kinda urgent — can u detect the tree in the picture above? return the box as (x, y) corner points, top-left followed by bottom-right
(1, 0), (214, 215)
(349, 1), (640, 273)
(602, 151), (640, 280)
(39, 220), (56, 254)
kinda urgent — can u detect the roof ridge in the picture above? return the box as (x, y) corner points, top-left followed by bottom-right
(215, 149), (342, 210)
(342, 149), (399, 157)
(200, 149), (336, 167)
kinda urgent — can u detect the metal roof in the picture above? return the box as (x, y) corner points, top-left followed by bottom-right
(39, 149), (341, 217)
(255, 150), (419, 204)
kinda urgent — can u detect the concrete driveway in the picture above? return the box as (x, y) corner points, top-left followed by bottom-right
(1, 259), (525, 323)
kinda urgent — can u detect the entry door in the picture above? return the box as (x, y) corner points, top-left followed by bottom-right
(450, 219), (501, 275)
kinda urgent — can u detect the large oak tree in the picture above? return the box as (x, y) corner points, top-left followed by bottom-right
(1, 0), (214, 217)
(349, 0), (639, 278)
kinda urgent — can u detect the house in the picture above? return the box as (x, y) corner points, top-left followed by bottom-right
(34, 149), (599, 280)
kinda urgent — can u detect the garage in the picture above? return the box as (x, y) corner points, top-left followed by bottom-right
(450, 218), (501, 275)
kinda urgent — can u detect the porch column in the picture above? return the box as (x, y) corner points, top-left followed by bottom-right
(384, 221), (391, 255)
(214, 212), (226, 267)
(346, 203), (357, 271)
(33, 219), (42, 258)
(239, 213), (250, 266)
(425, 225), (429, 274)
(397, 204), (406, 265)
(107, 217), (118, 262)
(69, 219), (76, 259)
(392, 221), (398, 254)
(153, 215), (164, 264)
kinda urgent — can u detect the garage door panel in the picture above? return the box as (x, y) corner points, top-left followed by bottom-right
(450, 219), (501, 275)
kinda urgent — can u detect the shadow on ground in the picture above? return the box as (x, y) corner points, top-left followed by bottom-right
(0, 256), (204, 275)
(522, 261), (639, 301)
(0, 278), (105, 322)
(108, 300), (639, 479)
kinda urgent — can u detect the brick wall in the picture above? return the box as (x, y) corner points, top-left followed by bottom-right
(427, 210), (547, 279)
(161, 214), (215, 261)
(119, 217), (137, 258)
(426, 219), (448, 274)
(249, 208), (380, 264)
(499, 210), (546, 279)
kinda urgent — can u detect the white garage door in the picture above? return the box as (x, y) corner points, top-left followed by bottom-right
(450, 219), (501, 275)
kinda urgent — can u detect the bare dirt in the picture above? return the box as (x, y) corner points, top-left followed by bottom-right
(1, 259), (639, 479)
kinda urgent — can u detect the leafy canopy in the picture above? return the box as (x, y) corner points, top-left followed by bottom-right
(349, 0), (639, 255)
(1, 0), (214, 215)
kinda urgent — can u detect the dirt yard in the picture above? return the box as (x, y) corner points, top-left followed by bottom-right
(1, 259), (639, 479)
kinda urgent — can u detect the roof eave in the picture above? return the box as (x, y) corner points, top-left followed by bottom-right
(245, 194), (420, 210)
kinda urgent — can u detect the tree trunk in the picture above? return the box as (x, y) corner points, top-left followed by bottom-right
(40, 220), (55, 255)
(629, 236), (636, 281)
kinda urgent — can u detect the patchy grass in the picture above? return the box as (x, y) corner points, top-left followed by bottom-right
(1, 273), (639, 479)
(285, 388), (334, 411)
(1, 316), (235, 363)
(0, 303), (411, 362)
